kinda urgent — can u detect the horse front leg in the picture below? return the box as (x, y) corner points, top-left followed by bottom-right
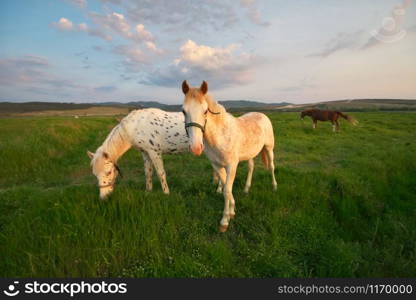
(244, 158), (254, 193)
(219, 163), (238, 232)
(265, 146), (278, 190)
(147, 151), (170, 194)
(213, 169), (223, 193)
(213, 170), (219, 184)
(141, 152), (153, 191)
(313, 119), (317, 129)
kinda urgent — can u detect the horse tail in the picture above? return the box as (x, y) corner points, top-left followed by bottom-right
(261, 147), (269, 169)
(337, 112), (359, 126)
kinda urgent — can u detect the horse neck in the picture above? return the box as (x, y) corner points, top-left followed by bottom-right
(204, 109), (232, 147)
(100, 124), (132, 162)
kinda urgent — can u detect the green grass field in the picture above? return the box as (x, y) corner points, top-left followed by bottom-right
(0, 112), (415, 277)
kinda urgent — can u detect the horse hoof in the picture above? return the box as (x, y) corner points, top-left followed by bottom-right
(219, 225), (228, 233)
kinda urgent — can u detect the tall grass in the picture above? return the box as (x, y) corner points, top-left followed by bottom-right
(0, 112), (415, 277)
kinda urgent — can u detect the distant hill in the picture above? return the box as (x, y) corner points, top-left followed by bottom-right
(0, 102), (133, 117)
(1, 99), (415, 117)
(0, 102), (98, 114)
(121, 101), (181, 111)
(219, 100), (291, 109)
(104, 100), (291, 111)
(0, 100), (291, 116)
(274, 99), (416, 112)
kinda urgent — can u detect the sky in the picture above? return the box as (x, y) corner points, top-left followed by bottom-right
(0, 0), (415, 104)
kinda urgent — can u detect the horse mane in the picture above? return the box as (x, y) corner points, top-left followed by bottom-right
(93, 124), (130, 163)
(205, 94), (226, 116)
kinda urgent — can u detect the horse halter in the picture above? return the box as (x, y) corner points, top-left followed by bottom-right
(185, 120), (207, 135)
(98, 163), (123, 189)
(184, 107), (220, 136)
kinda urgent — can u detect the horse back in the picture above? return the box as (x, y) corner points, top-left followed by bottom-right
(237, 112), (273, 133)
(121, 108), (189, 153)
(311, 109), (338, 121)
(236, 112), (274, 152)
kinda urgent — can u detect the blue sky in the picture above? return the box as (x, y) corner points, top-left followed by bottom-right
(0, 0), (415, 104)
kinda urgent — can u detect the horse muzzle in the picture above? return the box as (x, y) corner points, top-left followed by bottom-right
(190, 144), (204, 156)
(99, 185), (114, 199)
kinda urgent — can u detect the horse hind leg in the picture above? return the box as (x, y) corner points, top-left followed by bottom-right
(244, 158), (254, 193)
(265, 146), (277, 191)
(147, 151), (170, 194)
(142, 152), (153, 191)
(313, 120), (317, 129)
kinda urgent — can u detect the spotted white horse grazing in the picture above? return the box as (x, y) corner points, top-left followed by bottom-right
(88, 108), (191, 199)
(182, 80), (277, 232)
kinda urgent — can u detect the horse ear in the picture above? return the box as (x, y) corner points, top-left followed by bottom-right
(182, 80), (189, 94)
(87, 151), (94, 159)
(102, 152), (109, 159)
(200, 81), (208, 95)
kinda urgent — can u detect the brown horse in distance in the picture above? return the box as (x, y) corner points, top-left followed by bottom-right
(300, 109), (358, 132)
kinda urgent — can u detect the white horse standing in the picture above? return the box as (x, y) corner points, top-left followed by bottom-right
(88, 108), (190, 198)
(181, 80), (277, 232)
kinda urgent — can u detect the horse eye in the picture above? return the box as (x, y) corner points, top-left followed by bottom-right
(204, 109), (208, 115)
(106, 171), (112, 176)
(182, 109), (186, 116)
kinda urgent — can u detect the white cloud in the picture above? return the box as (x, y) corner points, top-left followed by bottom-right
(77, 22), (113, 41)
(114, 45), (147, 64)
(117, 0), (269, 33)
(145, 41), (163, 54)
(140, 40), (258, 88)
(135, 24), (153, 41)
(0, 55), (76, 89)
(78, 23), (88, 31)
(67, 0), (87, 8)
(240, 0), (270, 26)
(177, 40), (246, 70)
(0, 55), (49, 86)
(308, 30), (366, 58)
(52, 11), (162, 73)
(52, 17), (112, 40)
(0, 55), (122, 101)
(88, 12), (161, 52)
(90, 12), (153, 42)
(309, 40), (416, 101)
(90, 12), (130, 36)
(52, 18), (74, 31)
(99, 0), (121, 4)
(363, 0), (413, 49)
(240, 0), (255, 5)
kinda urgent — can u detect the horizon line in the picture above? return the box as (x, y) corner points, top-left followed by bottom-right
(1, 98), (416, 106)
